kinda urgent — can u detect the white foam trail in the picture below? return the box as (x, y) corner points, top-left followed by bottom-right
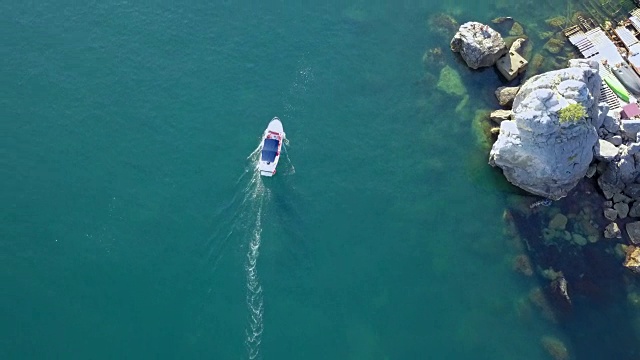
(242, 147), (268, 360)
(245, 199), (264, 360)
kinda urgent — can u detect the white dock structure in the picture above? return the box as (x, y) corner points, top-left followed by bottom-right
(567, 27), (625, 110)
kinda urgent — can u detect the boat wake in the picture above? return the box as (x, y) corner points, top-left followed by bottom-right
(243, 149), (267, 360)
(245, 196), (264, 360)
(204, 140), (270, 359)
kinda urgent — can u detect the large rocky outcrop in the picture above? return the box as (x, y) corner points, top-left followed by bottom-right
(450, 22), (507, 69)
(489, 60), (601, 200)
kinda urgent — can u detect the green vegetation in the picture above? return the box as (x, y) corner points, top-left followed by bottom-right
(558, 103), (586, 123)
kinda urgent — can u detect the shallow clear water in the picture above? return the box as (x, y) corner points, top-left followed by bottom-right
(2, 1), (639, 359)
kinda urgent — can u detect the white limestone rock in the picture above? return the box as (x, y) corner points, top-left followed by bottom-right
(489, 60), (601, 200)
(450, 22), (507, 69)
(595, 139), (619, 162)
(490, 109), (512, 124)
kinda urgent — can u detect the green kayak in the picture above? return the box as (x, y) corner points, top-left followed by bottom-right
(604, 74), (630, 102)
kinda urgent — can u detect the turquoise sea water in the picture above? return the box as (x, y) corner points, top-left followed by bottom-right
(2, 1), (639, 359)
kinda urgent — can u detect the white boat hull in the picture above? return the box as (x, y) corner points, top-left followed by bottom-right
(258, 117), (284, 177)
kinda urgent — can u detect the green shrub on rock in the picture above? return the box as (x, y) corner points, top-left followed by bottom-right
(558, 103), (586, 123)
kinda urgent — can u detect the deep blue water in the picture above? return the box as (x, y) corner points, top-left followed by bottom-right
(3, 1), (639, 359)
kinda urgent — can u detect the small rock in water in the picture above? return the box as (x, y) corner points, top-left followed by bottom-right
(489, 109), (512, 124)
(491, 16), (513, 24)
(613, 192), (632, 204)
(604, 207), (618, 221)
(494, 86), (520, 106)
(614, 202), (630, 219)
(450, 22), (507, 69)
(551, 275), (571, 304)
(626, 221), (640, 245)
(629, 201), (640, 217)
(605, 222), (622, 239)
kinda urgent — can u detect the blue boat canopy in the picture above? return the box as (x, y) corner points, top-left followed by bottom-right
(261, 138), (279, 162)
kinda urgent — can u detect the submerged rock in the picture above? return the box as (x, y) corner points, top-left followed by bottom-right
(450, 22), (507, 69)
(572, 233), (588, 246)
(541, 336), (570, 360)
(422, 47), (444, 68)
(509, 22), (524, 36)
(429, 13), (459, 40)
(549, 214), (568, 230)
(436, 65), (466, 97)
(491, 16), (513, 24)
(513, 254), (534, 276)
(545, 16), (567, 29)
(489, 60), (601, 200)
(529, 287), (557, 323)
(543, 38), (564, 54)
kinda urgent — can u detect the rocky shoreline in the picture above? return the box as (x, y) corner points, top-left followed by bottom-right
(445, 15), (640, 359)
(448, 18), (640, 275)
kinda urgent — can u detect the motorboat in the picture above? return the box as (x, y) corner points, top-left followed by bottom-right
(258, 117), (284, 177)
